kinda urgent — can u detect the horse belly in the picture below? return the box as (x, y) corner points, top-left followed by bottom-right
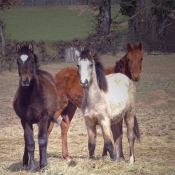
(83, 104), (107, 125)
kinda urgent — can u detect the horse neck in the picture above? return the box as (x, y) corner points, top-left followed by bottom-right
(115, 54), (128, 75)
(18, 79), (35, 104)
(83, 67), (102, 102)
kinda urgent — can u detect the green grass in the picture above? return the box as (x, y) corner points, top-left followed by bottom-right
(0, 5), (127, 42)
(0, 6), (94, 42)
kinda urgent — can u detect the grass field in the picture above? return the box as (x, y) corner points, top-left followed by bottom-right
(0, 5), (127, 42)
(0, 5), (94, 42)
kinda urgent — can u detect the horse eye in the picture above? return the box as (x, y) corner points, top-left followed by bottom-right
(141, 58), (143, 61)
(90, 64), (93, 68)
(30, 60), (34, 64)
(77, 65), (79, 68)
(127, 59), (130, 62)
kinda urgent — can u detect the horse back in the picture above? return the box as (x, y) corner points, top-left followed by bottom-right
(104, 66), (115, 75)
(105, 73), (135, 118)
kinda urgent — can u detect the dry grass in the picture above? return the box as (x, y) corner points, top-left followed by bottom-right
(0, 52), (175, 175)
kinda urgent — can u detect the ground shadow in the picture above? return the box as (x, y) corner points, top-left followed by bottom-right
(7, 160), (40, 173)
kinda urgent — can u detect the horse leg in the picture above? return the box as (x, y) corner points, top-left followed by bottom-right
(46, 109), (62, 139)
(85, 120), (96, 159)
(38, 117), (48, 169)
(124, 112), (136, 164)
(60, 100), (77, 161)
(111, 121), (125, 162)
(21, 121), (35, 172)
(102, 121), (124, 161)
(101, 121), (115, 160)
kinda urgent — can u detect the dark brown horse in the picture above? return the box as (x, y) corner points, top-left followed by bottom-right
(13, 43), (59, 172)
(47, 42), (143, 161)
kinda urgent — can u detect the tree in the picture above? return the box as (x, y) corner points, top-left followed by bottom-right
(0, 0), (17, 10)
(90, 0), (111, 35)
(0, 0), (17, 56)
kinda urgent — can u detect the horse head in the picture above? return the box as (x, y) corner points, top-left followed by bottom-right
(77, 49), (107, 92)
(125, 42), (143, 82)
(16, 43), (37, 87)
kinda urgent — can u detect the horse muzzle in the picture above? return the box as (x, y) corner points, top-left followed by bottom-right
(79, 79), (88, 88)
(132, 76), (140, 82)
(21, 77), (30, 87)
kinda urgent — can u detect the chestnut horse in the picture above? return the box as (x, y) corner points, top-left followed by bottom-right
(47, 42), (143, 161)
(13, 43), (59, 172)
(77, 49), (140, 162)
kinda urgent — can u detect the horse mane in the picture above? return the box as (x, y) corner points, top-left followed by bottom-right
(80, 49), (108, 92)
(114, 55), (127, 73)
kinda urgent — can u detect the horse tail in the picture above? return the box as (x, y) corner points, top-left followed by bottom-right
(133, 115), (140, 141)
(51, 117), (58, 123)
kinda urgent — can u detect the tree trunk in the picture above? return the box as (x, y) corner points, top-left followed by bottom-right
(98, 0), (111, 35)
(0, 21), (5, 55)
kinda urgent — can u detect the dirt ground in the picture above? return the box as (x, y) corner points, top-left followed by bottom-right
(0, 51), (175, 175)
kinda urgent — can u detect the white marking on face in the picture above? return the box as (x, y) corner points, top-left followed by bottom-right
(20, 54), (28, 63)
(78, 58), (92, 84)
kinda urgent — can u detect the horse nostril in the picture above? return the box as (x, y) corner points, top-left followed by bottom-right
(80, 79), (88, 87)
(21, 77), (30, 86)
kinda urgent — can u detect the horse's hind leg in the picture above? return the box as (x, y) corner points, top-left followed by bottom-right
(21, 120), (35, 172)
(124, 111), (136, 163)
(60, 101), (77, 161)
(110, 121), (125, 162)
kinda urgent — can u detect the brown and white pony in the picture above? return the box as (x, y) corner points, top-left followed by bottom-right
(77, 49), (140, 162)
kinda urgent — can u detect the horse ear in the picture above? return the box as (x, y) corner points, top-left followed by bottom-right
(28, 43), (34, 53)
(16, 43), (21, 53)
(127, 43), (132, 51)
(137, 42), (142, 51)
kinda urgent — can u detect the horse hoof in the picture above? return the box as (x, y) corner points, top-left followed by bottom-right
(30, 168), (35, 173)
(68, 160), (77, 167)
(129, 155), (135, 164)
(64, 156), (72, 162)
(40, 166), (48, 172)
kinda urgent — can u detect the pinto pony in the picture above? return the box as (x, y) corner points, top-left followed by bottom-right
(77, 49), (140, 162)
(13, 43), (59, 172)
(47, 42), (143, 161)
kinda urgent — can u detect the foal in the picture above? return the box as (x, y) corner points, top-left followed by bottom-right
(77, 49), (140, 162)
(13, 43), (59, 172)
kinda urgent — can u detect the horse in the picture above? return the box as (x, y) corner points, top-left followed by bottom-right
(47, 42), (143, 161)
(13, 43), (59, 172)
(77, 49), (140, 162)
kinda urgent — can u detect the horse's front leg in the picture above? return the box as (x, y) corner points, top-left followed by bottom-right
(60, 101), (77, 161)
(85, 119), (97, 159)
(38, 117), (48, 170)
(22, 121), (35, 172)
(101, 120), (115, 160)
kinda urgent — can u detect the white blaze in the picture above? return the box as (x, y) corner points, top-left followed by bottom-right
(78, 58), (91, 84)
(20, 54), (28, 63)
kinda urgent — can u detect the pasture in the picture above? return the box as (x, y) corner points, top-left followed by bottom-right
(0, 51), (175, 174)
(0, 5), (125, 42)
